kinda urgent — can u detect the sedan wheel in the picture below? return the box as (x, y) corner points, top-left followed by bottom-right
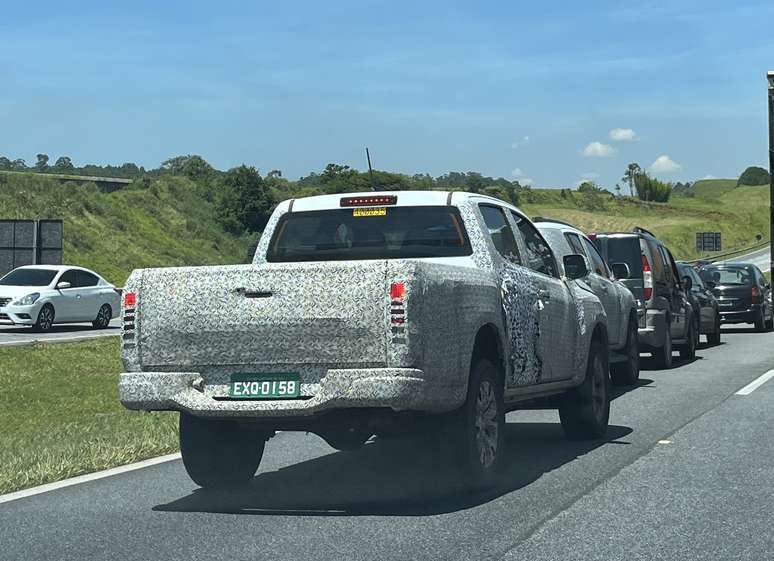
(33, 305), (55, 332)
(92, 304), (112, 329)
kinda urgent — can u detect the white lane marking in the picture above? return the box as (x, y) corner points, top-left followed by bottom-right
(735, 370), (774, 396)
(0, 332), (119, 347)
(0, 453), (181, 505)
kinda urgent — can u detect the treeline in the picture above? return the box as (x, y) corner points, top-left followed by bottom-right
(0, 153), (147, 178)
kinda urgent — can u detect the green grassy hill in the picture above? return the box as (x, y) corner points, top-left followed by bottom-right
(0, 173), (252, 285)
(688, 179), (738, 199)
(522, 182), (768, 261)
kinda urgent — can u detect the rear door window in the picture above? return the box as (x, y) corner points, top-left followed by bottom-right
(77, 271), (100, 287)
(479, 205), (521, 264)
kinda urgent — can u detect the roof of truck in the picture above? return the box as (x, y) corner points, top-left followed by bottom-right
(282, 190), (524, 214)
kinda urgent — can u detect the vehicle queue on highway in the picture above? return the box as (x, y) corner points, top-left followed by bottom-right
(0, 191), (771, 491)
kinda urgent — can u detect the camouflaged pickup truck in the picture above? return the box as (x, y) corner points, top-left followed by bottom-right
(119, 191), (610, 489)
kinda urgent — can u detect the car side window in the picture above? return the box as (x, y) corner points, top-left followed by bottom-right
(58, 270), (78, 287)
(690, 268), (704, 291)
(478, 205), (521, 264)
(77, 271), (99, 287)
(582, 238), (609, 278)
(511, 212), (558, 277)
(564, 232), (586, 256)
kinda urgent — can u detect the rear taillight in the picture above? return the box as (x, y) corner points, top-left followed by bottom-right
(389, 282), (407, 341)
(642, 255), (653, 301)
(123, 291), (137, 308)
(752, 286), (761, 304)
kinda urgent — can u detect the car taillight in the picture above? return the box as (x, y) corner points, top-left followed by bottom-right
(340, 195), (398, 207)
(123, 291), (137, 308)
(389, 282), (407, 340)
(642, 255), (653, 301)
(752, 286), (761, 304)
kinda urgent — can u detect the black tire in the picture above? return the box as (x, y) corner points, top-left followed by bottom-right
(766, 317), (774, 331)
(319, 429), (372, 451)
(679, 316), (697, 359)
(450, 358), (505, 489)
(92, 304), (112, 329)
(707, 314), (721, 346)
(32, 304), (55, 332)
(653, 321), (673, 369)
(754, 309), (766, 333)
(559, 340), (610, 440)
(611, 317), (640, 386)
(179, 413), (267, 489)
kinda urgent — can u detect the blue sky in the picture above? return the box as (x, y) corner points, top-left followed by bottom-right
(1, 0), (773, 188)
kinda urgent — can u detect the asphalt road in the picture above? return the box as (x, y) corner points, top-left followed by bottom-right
(2, 326), (774, 561)
(723, 244), (770, 270)
(0, 318), (120, 346)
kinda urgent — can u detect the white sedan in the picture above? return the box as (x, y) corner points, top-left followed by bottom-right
(0, 265), (120, 332)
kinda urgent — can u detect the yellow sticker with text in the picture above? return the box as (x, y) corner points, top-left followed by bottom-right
(353, 207), (387, 217)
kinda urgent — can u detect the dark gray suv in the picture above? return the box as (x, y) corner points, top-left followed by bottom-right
(592, 228), (694, 369)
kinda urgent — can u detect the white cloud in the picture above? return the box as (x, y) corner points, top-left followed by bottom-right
(520, 178), (533, 186)
(609, 128), (638, 141)
(702, 174), (715, 180)
(581, 172), (600, 179)
(511, 135), (530, 149)
(650, 155), (682, 173)
(511, 167), (523, 178)
(582, 141), (616, 157)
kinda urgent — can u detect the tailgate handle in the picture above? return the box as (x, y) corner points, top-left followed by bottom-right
(235, 288), (273, 299)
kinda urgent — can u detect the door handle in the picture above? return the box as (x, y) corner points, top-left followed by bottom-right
(76, 294), (82, 299)
(235, 287), (273, 299)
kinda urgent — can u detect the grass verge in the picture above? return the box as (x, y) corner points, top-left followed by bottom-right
(0, 338), (178, 494)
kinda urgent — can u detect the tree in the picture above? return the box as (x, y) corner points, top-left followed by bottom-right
(215, 165), (275, 234)
(622, 163), (642, 196)
(0, 157), (11, 171)
(634, 172), (672, 202)
(53, 156), (74, 172)
(577, 181), (602, 193)
(11, 159), (26, 170)
(614, 183), (621, 197)
(738, 166), (770, 186)
(35, 153), (49, 172)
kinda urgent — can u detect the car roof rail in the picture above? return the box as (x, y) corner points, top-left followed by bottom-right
(532, 216), (577, 228)
(632, 226), (656, 237)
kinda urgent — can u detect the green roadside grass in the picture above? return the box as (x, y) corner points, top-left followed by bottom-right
(0, 338), (178, 494)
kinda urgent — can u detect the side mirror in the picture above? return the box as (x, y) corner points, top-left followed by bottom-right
(610, 262), (630, 280)
(682, 276), (693, 291)
(563, 254), (589, 280)
(56, 281), (71, 290)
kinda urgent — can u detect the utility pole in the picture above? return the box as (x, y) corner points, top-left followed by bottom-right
(365, 147), (376, 191)
(768, 72), (774, 282)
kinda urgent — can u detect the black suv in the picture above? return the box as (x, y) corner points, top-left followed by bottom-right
(592, 228), (695, 368)
(677, 262), (721, 345)
(699, 262), (773, 332)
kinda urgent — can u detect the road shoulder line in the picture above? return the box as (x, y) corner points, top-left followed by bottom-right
(735, 369), (774, 395)
(0, 453), (181, 505)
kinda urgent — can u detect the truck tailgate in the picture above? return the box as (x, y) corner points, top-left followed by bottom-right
(135, 262), (388, 368)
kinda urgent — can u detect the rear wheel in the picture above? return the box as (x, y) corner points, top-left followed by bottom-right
(450, 358), (505, 489)
(32, 304), (55, 332)
(754, 309), (766, 333)
(179, 413), (267, 489)
(92, 304), (112, 329)
(707, 313), (721, 346)
(611, 317), (639, 386)
(679, 316), (697, 359)
(559, 340), (610, 440)
(653, 322), (673, 369)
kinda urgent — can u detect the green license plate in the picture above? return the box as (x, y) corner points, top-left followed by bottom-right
(229, 373), (300, 399)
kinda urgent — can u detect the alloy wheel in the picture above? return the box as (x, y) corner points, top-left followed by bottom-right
(474, 380), (499, 469)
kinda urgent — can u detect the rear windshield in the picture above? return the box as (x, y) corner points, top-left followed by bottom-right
(700, 267), (753, 286)
(0, 268), (58, 286)
(266, 206), (472, 262)
(598, 236), (643, 279)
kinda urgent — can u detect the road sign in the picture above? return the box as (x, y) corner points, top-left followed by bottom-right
(696, 232), (722, 252)
(0, 219), (63, 277)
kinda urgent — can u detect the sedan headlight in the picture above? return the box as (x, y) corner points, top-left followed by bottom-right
(13, 293), (40, 306)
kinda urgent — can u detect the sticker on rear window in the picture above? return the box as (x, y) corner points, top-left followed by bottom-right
(353, 207), (387, 217)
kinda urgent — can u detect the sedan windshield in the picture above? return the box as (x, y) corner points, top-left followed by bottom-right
(0, 268), (58, 286)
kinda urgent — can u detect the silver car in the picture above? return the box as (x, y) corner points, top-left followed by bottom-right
(0, 265), (120, 331)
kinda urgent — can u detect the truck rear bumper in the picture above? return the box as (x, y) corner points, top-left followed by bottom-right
(119, 368), (462, 418)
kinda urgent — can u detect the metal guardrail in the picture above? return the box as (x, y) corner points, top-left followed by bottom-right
(684, 240), (770, 264)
